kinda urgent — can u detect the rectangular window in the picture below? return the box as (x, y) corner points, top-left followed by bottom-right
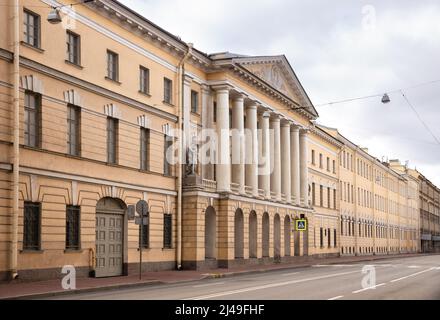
(164, 78), (173, 104)
(67, 104), (80, 156)
(319, 154), (323, 168)
(333, 189), (337, 209)
(23, 202), (41, 251)
(320, 185), (323, 207)
(191, 90), (199, 114)
(66, 205), (80, 250)
(23, 9), (40, 48)
(213, 102), (217, 123)
(311, 150), (315, 165)
(107, 117), (118, 164)
(107, 50), (119, 81)
(326, 157), (330, 171)
(24, 91), (41, 148)
(139, 213), (149, 248)
(320, 227), (324, 248)
(312, 183), (316, 206)
(334, 229), (337, 247)
(327, 187), (331, 208)
(139, 66), (150, 94)
(332, 160), (336, 173)
(140, 128), (150, 171)
(328, 228), (331, 247)
(66, 31), (80, 65)
(163, 214), (172, 249)
(163, 135), (173, 176)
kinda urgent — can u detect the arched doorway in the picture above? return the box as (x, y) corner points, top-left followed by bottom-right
(274, 214), (281, 258)
(234, 209), (244, 259)
(95, 197), (127, 278)
(284, 215), (291, 256)
(249, 211), (257, 258)
(262, 212), (270, 257)
(205, 206), (216, 259)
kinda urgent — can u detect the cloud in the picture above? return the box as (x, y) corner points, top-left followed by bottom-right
(120, 0), (440, 185)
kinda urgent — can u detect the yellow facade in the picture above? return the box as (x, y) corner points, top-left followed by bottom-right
(0, 0), (435, 282)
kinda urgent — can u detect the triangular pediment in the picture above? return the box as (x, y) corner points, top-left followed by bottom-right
(232, 55), (318, 117)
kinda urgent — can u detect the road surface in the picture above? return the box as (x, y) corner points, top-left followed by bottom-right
(47, 255), (440, 300)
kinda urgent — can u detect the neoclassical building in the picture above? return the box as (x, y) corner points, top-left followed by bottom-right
(0, 0), (435, 282)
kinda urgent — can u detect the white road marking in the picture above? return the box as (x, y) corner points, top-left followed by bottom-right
(193, 282), (225, 288)
(328, 295), (344, 300)
(313, 264), (355, 267)
(186, 269), (362, 300)
(352, 283), (386, 294)
(408, 266), (421, 269)
(281, 272), (300, 276)
(390, 267), (436, 283)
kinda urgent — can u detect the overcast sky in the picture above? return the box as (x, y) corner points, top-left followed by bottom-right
(120, 0), (440, 185)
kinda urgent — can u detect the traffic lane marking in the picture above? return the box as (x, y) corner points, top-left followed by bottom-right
(352, 283), (386, 294)
(186, 269), (363, 300)
(281, 272), (300, 276)
(390, 267), (436, 283)
(328, 295), (344, 300)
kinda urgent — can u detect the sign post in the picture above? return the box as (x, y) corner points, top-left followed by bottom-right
(135, 200), (148, 280)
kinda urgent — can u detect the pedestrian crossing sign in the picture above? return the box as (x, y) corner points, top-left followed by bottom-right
(295, 219), (307, 231)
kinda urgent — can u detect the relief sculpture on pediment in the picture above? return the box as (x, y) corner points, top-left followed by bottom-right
(253, 64), (289, 96)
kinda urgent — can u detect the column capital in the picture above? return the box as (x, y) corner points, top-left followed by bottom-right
(270, 113), (281, 122)
(201, 84), (211, 94)
(212, 84), (234, 93)
(281, 118), (292, 127)
(232, 93), (247, 102)
(291, 124), (301, 132)
(246, 104), (258, 111)
(300, 128), (310, 135)
(183, 74), (193, 86)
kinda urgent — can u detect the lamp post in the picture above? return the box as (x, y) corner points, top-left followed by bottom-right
(47, 0), (94, 24)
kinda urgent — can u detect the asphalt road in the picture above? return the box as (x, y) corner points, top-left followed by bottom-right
(48, 255), (440, 300)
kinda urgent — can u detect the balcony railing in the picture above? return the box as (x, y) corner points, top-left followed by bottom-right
(202, 179), (217, 192)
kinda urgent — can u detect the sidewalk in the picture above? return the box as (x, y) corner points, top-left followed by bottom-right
(0, 253), (427, 299)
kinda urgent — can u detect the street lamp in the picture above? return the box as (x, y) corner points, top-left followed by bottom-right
(381, 93), (391, 104)
(47, 7), (62, 24)
(47, 0), (94, 24)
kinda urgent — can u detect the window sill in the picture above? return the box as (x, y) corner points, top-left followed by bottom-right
(20, 249), (44, 254)
(162, 248), (173, 251)
(65, 60), (83, 69)
(162, 101), (175, 107)
(138, 90), (151, 97)
(64, 249), (83, 253)
(190, 112), (200, 117)
(137, 247), (150, 251)
(105, 77), (121, 85)
(20, 41), (44, 53)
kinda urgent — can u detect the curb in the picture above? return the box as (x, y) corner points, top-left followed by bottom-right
(2, 253), (433, 300)
(3, 280), (164, 300)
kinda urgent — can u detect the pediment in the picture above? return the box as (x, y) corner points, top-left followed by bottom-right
(233, 56), (318, 117)
(242, 62), (299, 102)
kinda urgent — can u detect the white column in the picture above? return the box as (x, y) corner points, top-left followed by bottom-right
(183, 75), (193, 154)
(300, 129), (309, 206)
(215, 86), (231, 193)
(201, 84), (212, 180)
(259, 112), (271, 199)
(270, 115), (282, 201)
(231, 95), (245, 194)
(291, 125), (301, 205)
(281, 120), (291, 203)
(246, 104), (259, 197)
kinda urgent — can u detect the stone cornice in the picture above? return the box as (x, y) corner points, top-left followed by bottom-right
(310, 126), (344, 148)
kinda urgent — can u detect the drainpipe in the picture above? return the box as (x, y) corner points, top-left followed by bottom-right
(10, 0), (20, 280)
(176, 43), (193, 270)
